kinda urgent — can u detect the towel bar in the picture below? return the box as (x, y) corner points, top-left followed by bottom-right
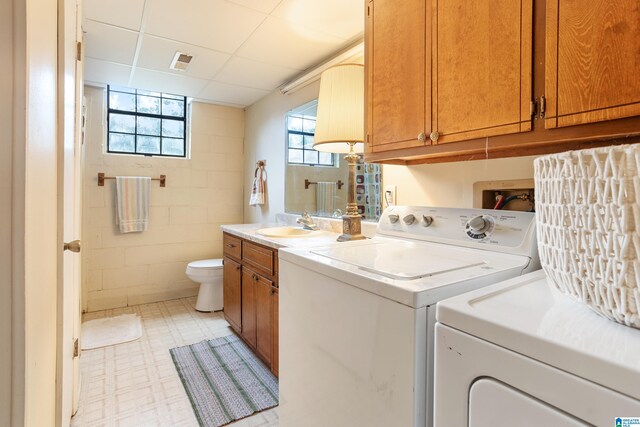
(304, 179), (344, 190)
(98, 173), (166, 187)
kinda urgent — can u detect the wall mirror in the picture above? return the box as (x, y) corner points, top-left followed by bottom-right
(284, 99), (383, 221)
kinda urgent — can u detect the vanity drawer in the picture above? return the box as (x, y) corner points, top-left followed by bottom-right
(242, 240), (276, 276)
(223, 233), (242, 259)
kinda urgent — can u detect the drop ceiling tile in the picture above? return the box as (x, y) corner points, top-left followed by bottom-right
(84, 58), (132, 87)
(272, 0), (364, 40)
(145, 0), (266, 54)
(198, 81), (270, 107)
(236, 16), (345, 70)
(84, 0), (145, 31)
(214, 56), (298, 91)
(137, 35), (231, 80)
(226, 0), (283, 14)
(130, 67), (209, 98)
(84, 20), (139, 65)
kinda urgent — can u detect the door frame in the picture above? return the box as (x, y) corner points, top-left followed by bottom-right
(55, 0), (83, 424)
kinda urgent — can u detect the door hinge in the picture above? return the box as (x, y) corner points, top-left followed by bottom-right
(76, 41), (82, 62)
(73, 338), (79, 358)
(531, 96), (547, 120)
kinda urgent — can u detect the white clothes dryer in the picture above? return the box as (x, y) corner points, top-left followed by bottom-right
(435, 270), (640, 427)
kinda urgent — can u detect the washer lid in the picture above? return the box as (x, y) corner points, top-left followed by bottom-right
(312, 240), (484, 280)
(188, 259), (223, 269)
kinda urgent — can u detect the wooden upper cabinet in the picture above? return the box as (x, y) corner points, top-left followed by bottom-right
(366, 0), (430, 152)
(545, 0), (640, 128)
(432, 0), (533, 144)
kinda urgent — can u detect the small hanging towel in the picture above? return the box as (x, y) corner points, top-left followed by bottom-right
(316, 182), (337, 216)
(249, 162), (267, 206)
(115, 176), (150, 233)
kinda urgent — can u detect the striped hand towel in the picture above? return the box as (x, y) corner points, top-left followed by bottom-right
(115, 176), (150, 233)
(316, 182), (337, 216)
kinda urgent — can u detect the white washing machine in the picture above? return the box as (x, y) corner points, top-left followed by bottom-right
(278, 206), (540, 427)
(435, 269), (640, 427)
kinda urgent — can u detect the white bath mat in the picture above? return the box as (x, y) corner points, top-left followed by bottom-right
(81, 314), (142, 350)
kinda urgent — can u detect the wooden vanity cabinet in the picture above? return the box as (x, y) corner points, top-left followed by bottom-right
(241, 268), (258, 348)
(545, 0), (640, 129)
(255, 275), (275, 366)
(272, 287), (279, 376)
(222, 256), (242, 333)
(223, 232), (279, 377)
(223, 233), (242, 259)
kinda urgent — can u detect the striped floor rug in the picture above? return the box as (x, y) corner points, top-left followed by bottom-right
(170, 334), (279, 427)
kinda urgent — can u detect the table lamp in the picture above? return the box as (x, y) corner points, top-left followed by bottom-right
(313, 63), (366, 242)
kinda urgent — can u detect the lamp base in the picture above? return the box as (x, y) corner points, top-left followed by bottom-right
(337, 214), (367, 242)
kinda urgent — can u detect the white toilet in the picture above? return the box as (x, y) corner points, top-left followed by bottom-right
(186, 259), (224, 312)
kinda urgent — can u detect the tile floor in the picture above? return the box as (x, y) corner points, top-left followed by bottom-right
(71, 297), (279, 427)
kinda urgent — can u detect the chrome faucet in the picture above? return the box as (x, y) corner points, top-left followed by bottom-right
(297, 211), (319, 230)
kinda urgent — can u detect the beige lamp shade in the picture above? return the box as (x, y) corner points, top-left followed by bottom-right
(313, 63), (365, 154)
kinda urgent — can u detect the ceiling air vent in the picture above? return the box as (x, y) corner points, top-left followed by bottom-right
(170, 52), (193, 71)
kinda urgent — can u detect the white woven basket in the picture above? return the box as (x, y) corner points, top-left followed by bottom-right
(534, 143), (640, 329)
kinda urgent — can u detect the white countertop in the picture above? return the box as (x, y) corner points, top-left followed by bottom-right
(220, 223), (343, 250)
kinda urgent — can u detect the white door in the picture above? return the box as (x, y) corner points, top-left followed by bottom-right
(58, 0), (83, 423)
(72, 0), (84, 412)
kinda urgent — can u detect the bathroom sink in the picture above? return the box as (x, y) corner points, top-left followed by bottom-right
(256, 226), (321, 238)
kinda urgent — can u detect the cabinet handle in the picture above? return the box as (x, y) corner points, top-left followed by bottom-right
(418, 132), (427, 142)
(236, 265), (241, 271)
(430, 131), (440, 143)
(226, 243), (236, 248)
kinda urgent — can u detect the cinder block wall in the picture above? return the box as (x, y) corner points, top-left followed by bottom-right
(81, 85), (244, 312)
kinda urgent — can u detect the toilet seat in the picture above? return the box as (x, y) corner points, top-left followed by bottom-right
(187, 259), (223, 270)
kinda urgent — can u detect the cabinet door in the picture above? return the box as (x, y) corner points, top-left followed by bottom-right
(255, 276), (274, 366)
(241, 268), (257, 348)
(272, 287), (279, 377)
(366, 0), (430, 152)
(223, 257), (242, 333)
(545, 0), (640, 128)
(433, 0), (533, 143)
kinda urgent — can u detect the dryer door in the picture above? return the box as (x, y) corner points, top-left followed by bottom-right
(469, 378), (586, 426)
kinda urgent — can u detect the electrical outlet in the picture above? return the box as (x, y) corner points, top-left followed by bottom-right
(384, 185), (397, 207)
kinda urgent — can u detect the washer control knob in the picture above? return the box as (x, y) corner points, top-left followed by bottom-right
(465, 215), (496, 240)
(421, 215), (434, 227)
(468, 215), (488, 233)
(388, 214), (400, 224)
(403, 214), (416, 225)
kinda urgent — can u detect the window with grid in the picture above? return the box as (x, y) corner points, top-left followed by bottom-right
(107, 85), (188, 157)
(286, 114), (334, 166)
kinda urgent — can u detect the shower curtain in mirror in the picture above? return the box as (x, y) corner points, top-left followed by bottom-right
(355, 160), (382, 220)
